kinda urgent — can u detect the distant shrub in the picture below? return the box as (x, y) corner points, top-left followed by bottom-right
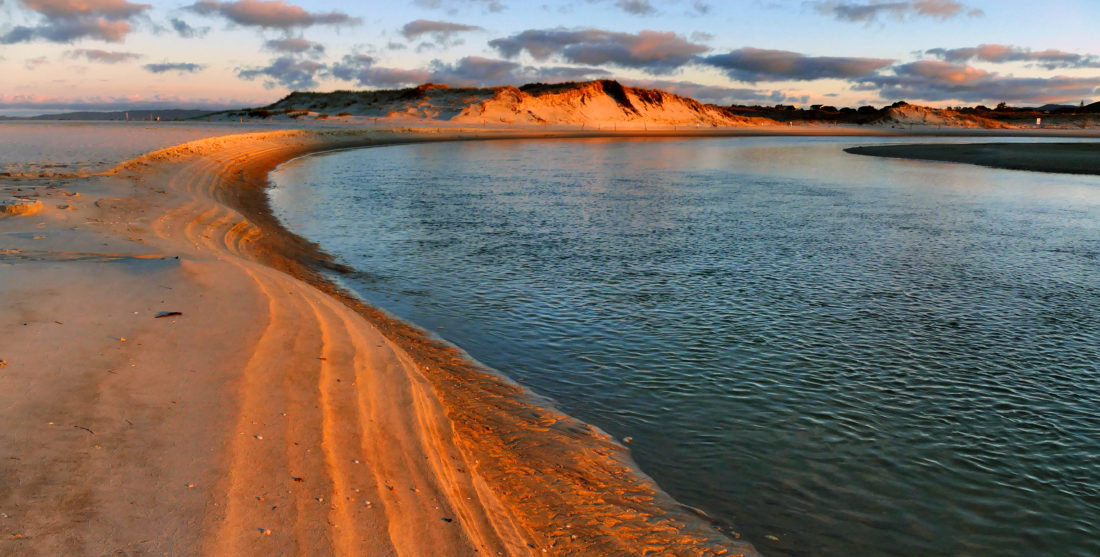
(247, 109), (272, 119)
(337, 112), (352, 117)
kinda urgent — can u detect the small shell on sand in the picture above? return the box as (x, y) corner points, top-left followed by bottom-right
(0, 199), (43, 217)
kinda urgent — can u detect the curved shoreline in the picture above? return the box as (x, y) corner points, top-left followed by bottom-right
(217, 129), (762, 555)
(2, 127), (763, 555)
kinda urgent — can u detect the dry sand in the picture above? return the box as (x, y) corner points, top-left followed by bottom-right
(0, 127), (777, 556)
(845, 142), (1100, 175)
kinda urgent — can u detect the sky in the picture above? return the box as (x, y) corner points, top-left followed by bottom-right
(1, 0), (1099, 115)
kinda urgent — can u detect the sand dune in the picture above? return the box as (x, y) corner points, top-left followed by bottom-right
(236, 80), (776, 128)
(868, 103), (1013, 129)
(451, 81), (769, 127)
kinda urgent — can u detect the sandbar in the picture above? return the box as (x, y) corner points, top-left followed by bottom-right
(845, 142), (1100, 175)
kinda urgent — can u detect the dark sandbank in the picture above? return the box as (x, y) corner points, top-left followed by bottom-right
(845, 142), (1100, 175)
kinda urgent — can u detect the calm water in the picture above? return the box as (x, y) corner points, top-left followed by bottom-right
(270, 137), (1100, 556)
(0, 121), (259, 174)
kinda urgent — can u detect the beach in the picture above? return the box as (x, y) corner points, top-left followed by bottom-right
(3, 125), (1099, 555)
(1, 127), (775, 556)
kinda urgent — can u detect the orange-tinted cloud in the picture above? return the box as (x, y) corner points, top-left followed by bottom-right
(187, 0), (360, 30)
(1, 0), (149, 43)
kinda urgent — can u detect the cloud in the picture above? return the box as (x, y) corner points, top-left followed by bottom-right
(144, 62), (205, 73)
(526, 64), (613, 82)
(614, 0), (656, 15)
(66, 48), (142, 63)
(814, 0), (982, 23)
(428, 56), (611, 86)
(237, 56), (325, 89)
(427, 56), (523, 85)
(586, 0), (709, 16)
(924, 44), (1100, 70)
(330, 54), (433, 88)
(21, 0), (149, 19)
(621, 78), (791, 105)
(412, 0), (505, 13)
(186, 0), (360, 30)
(856, 60), (1100, 103)
(701, 47), (893, 82)
(489, 28), (708, 74)
(690, 1), (710, 14)
(169, 17), (209, 38)
(0, 0), (151, 43)
(330, 54), (611, 88)
(25, 56), (49, 70)
(264, 37), (324, 56)
(400, 19), (483, 40)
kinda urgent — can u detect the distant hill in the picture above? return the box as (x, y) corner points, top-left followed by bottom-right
(25, 109), (216, 121)
(1032, 104), (1077, 113)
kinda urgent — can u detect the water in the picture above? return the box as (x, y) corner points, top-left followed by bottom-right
(270, 136), (1100, 556)
(0, 121), (261, 174)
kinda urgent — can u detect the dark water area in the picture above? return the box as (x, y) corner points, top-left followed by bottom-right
(270, 137), (1100, 556)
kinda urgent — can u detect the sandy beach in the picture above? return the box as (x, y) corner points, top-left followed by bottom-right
(1, 127), (781, 556)
(845, 142), (1100, 175)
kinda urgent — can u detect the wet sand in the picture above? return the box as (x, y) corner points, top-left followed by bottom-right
(0, 128), (765, 556)
(845, 142), (1100, 175)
